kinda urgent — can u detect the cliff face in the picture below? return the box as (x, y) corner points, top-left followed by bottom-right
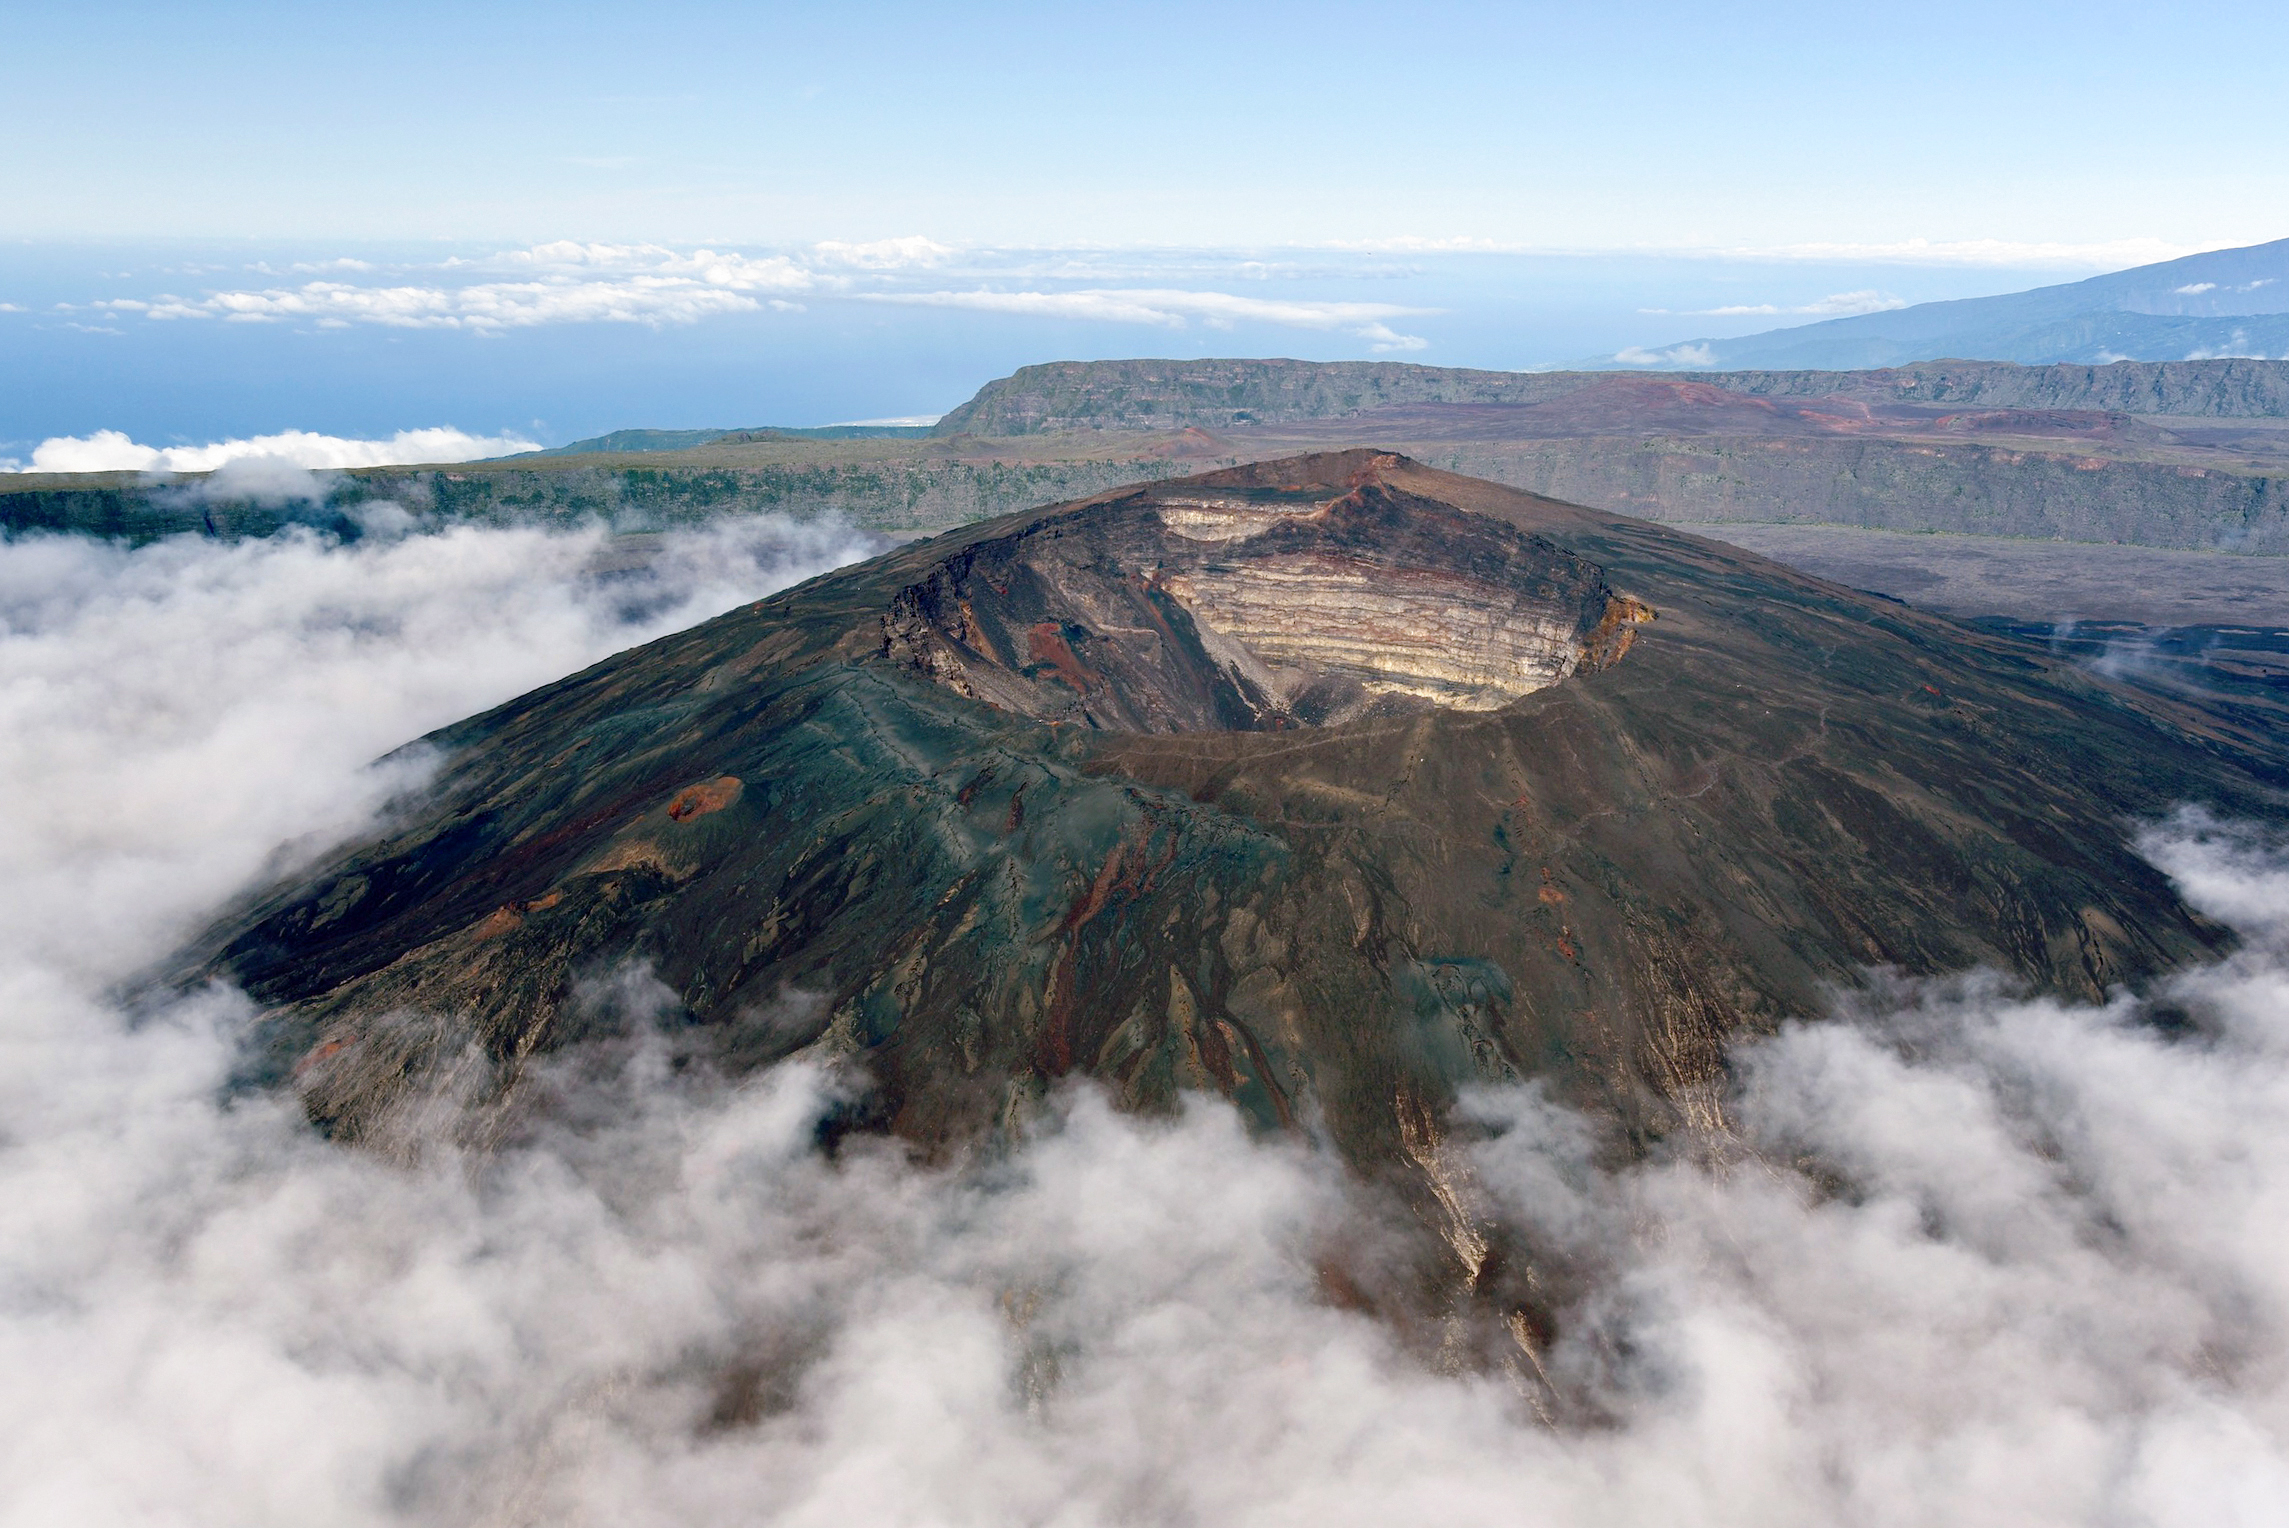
(0, 450), (1231, 545)
(19, 359), (2289, 561)
(1393, 435), (2289, 553)
(1688, 357), (2289, 415)
(932, 359), (1587, 435)
(933, 357), (2289, 436)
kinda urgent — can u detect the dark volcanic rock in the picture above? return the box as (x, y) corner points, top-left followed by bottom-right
(184, 453), (2282, 1220)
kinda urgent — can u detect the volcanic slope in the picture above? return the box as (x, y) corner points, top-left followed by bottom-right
(188, 453), (2282, 1219)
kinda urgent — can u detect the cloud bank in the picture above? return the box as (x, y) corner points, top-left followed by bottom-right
(72, 242), (1435, 349)
(101, 243), (817, 332)
(4, 517), (2289, 1524)
(11, 427), (539, 474)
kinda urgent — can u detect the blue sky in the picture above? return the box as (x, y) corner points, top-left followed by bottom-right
(11, 0), (2288, 250)
(4, 0), (2286, 453)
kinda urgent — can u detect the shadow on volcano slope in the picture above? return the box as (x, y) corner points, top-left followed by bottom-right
(175, 451), (2289, 1340)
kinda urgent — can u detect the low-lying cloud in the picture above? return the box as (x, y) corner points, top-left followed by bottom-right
(73, 239), (950, 336)
(64, 241), (1438, 350)
(2185, 333), (2285, 361)
(11, 426), (538, 474)
(99, 243), (818, 332)
(862, 286), (1435, 350)
(1639, 289), (1908, 318)
(1613, 341), (1719, 367)
(4, 515), (2289, 1524)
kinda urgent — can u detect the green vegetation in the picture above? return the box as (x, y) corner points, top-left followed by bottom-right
(0, 433), (1234, 545)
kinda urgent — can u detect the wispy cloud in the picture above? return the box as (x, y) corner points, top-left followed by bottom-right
(92, 241), (1427, 348)
(2178, 278), (2277, 296)
(1612, 342), (1717, 367)
(810, 236), (956, 270)
(863, 287), (1435, 350)
(104, 243), (817, 332)
(2184, 335), (2284, 361)
(64, 231), (2226, 349)
(1639, 290), (1907, 318)
(1306, 235), (1509, 253)
(1717, 236), (2214, 269)
(1283, 235), (2224, 270)
(79, 240), (972, 333)
(11, 427), (538, 474)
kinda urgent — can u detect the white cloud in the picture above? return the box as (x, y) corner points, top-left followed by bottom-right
(1613, 342), (1718, 367)
(1716, 236), (2216, 269)
(1307, 235), (1508, 253)
(69, 233), (2253, 345)
(484, 241), (813, 290)
(1641, 289), (1908, 318)
(13, 427), (539, 474)
(2177, 282), (2219, 295)
(111, 243), (816, 332)
(1285, 235), (2225, 270)
(5, 520), (2289, 1522)
(863, 286), (1435, 350)
(2183, 331), (2283, 362)
(810, 236), (957, 269)
(0, 514), (876, 982)
(169, 455), (333, 505)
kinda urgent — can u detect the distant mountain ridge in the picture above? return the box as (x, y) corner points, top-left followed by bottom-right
(934, 356), (2289, 435)
(1617, 236), (2289, 370)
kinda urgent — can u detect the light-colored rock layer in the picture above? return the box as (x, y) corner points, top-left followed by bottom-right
(1162, 555), (1586, 709)
(1156, 497), (1332, 543)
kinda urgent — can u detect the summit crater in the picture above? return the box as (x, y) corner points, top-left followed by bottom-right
(881, 454), (1651, 732)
